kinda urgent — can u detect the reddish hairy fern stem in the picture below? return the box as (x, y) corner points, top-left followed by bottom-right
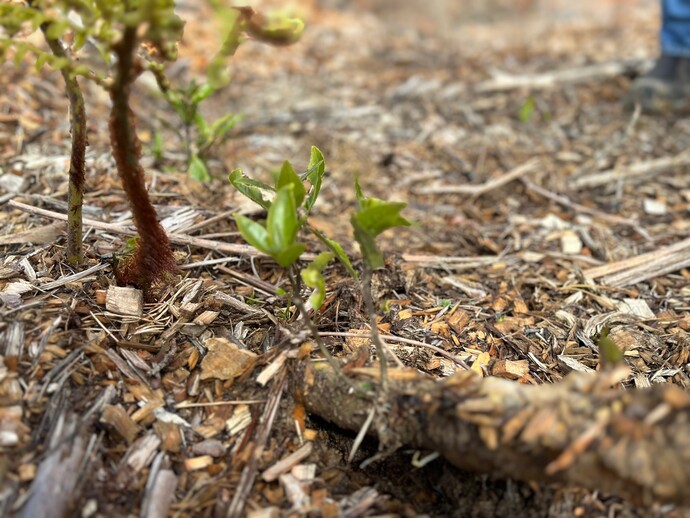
(109, 25), (177, 293)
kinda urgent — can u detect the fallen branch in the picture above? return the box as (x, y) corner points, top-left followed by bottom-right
(475, 59), (650, 93)
(297, 363), (690, 506)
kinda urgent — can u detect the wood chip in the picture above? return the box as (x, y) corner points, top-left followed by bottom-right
(471, 351), (490, 377)
(106, 286), (144, 317)
(226, 404), (252, 436)
(557, 355), (595, 374)
(0, 222), (63, 245)
(615, 298), (655, 319)
(0, 405), (24, 446)
(261, 442), (314, 482)
(193, 310), (220, 325)
(560, 231), (583, 255)
(643, 199), (667, 215)
(191, 439), (226, 458)
(184, 455), (213, 471)
(141, 467), (178, 518)
(256, 350), (288, 386)
(492, 359), (529, 380)
(100, 404), (141, 444)
(153, 421), (182, 453)
(19, 415), (86, 518)
(123, 433), (162, 472)
(200, 337), (258, 381)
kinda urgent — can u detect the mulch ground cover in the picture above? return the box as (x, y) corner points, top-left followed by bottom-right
(2, 1), (690, 516)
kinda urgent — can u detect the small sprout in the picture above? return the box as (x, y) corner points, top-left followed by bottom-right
(518, 95), (536, 123)
(188, 153), (211, 182)
(350, 179), (411, 388)
(234, 185), (306, 268)
(230, 147), (351, 380)
(351, 178), (412, 270)
(301, 252), (334, 310)
(597, 326), (624, 368)
(380, 299), (392, 314)
(151, 130), (165, 162)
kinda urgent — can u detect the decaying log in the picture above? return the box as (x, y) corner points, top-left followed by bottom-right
(297, 363), (690, 506)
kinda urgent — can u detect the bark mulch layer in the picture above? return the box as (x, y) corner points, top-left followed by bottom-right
(2, 1), (690, 517)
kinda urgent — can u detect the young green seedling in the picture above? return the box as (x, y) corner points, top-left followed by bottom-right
(148, 4), (303, 181)
(596, 326), (624, 369)
(350, 178), (411, 387)
(230, 146), (355, 276)
(231, 147), (345, 373)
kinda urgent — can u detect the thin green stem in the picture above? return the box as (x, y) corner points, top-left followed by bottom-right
(37, 16), (86, 267)
(361, 266), (387, 389)
(287, 266), (343, 376)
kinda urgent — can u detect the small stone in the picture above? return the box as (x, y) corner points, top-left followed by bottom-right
(192, 439), (226, 458)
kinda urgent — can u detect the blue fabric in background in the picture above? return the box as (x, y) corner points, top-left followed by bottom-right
(662, 0), (690, 56)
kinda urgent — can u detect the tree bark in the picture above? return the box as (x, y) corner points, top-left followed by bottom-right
(297, 363), (690, 506)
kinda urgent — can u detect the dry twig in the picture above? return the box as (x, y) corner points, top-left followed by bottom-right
(415, 159), (540, 196)
(583, 236), (690, 287)
(475, 59), (650, 93)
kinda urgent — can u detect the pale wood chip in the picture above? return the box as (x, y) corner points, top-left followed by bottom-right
(557, 355), (595, 374)
(0, 222), (63, 245)
(106, 286), (144, 317)
(200, 337), (257, 381)
(124, 433), (162, 472)
(184, 455), (213, 471)
(492, 359), (530, 380)
(615, 298), (655, 319)
(226, 404), (252, 436)
(141, 466), (178, 518)
(261, 442), (314, 482)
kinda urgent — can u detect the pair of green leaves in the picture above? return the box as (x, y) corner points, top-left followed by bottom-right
(231, 147), (337, 309)
(230, 146), (324, 213)
(231, 147), (412, 308)
(351, 179), (411, 270)
(234, 180), (307, 268)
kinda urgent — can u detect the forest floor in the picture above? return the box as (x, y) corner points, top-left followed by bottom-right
(2, 0), (690, 516)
